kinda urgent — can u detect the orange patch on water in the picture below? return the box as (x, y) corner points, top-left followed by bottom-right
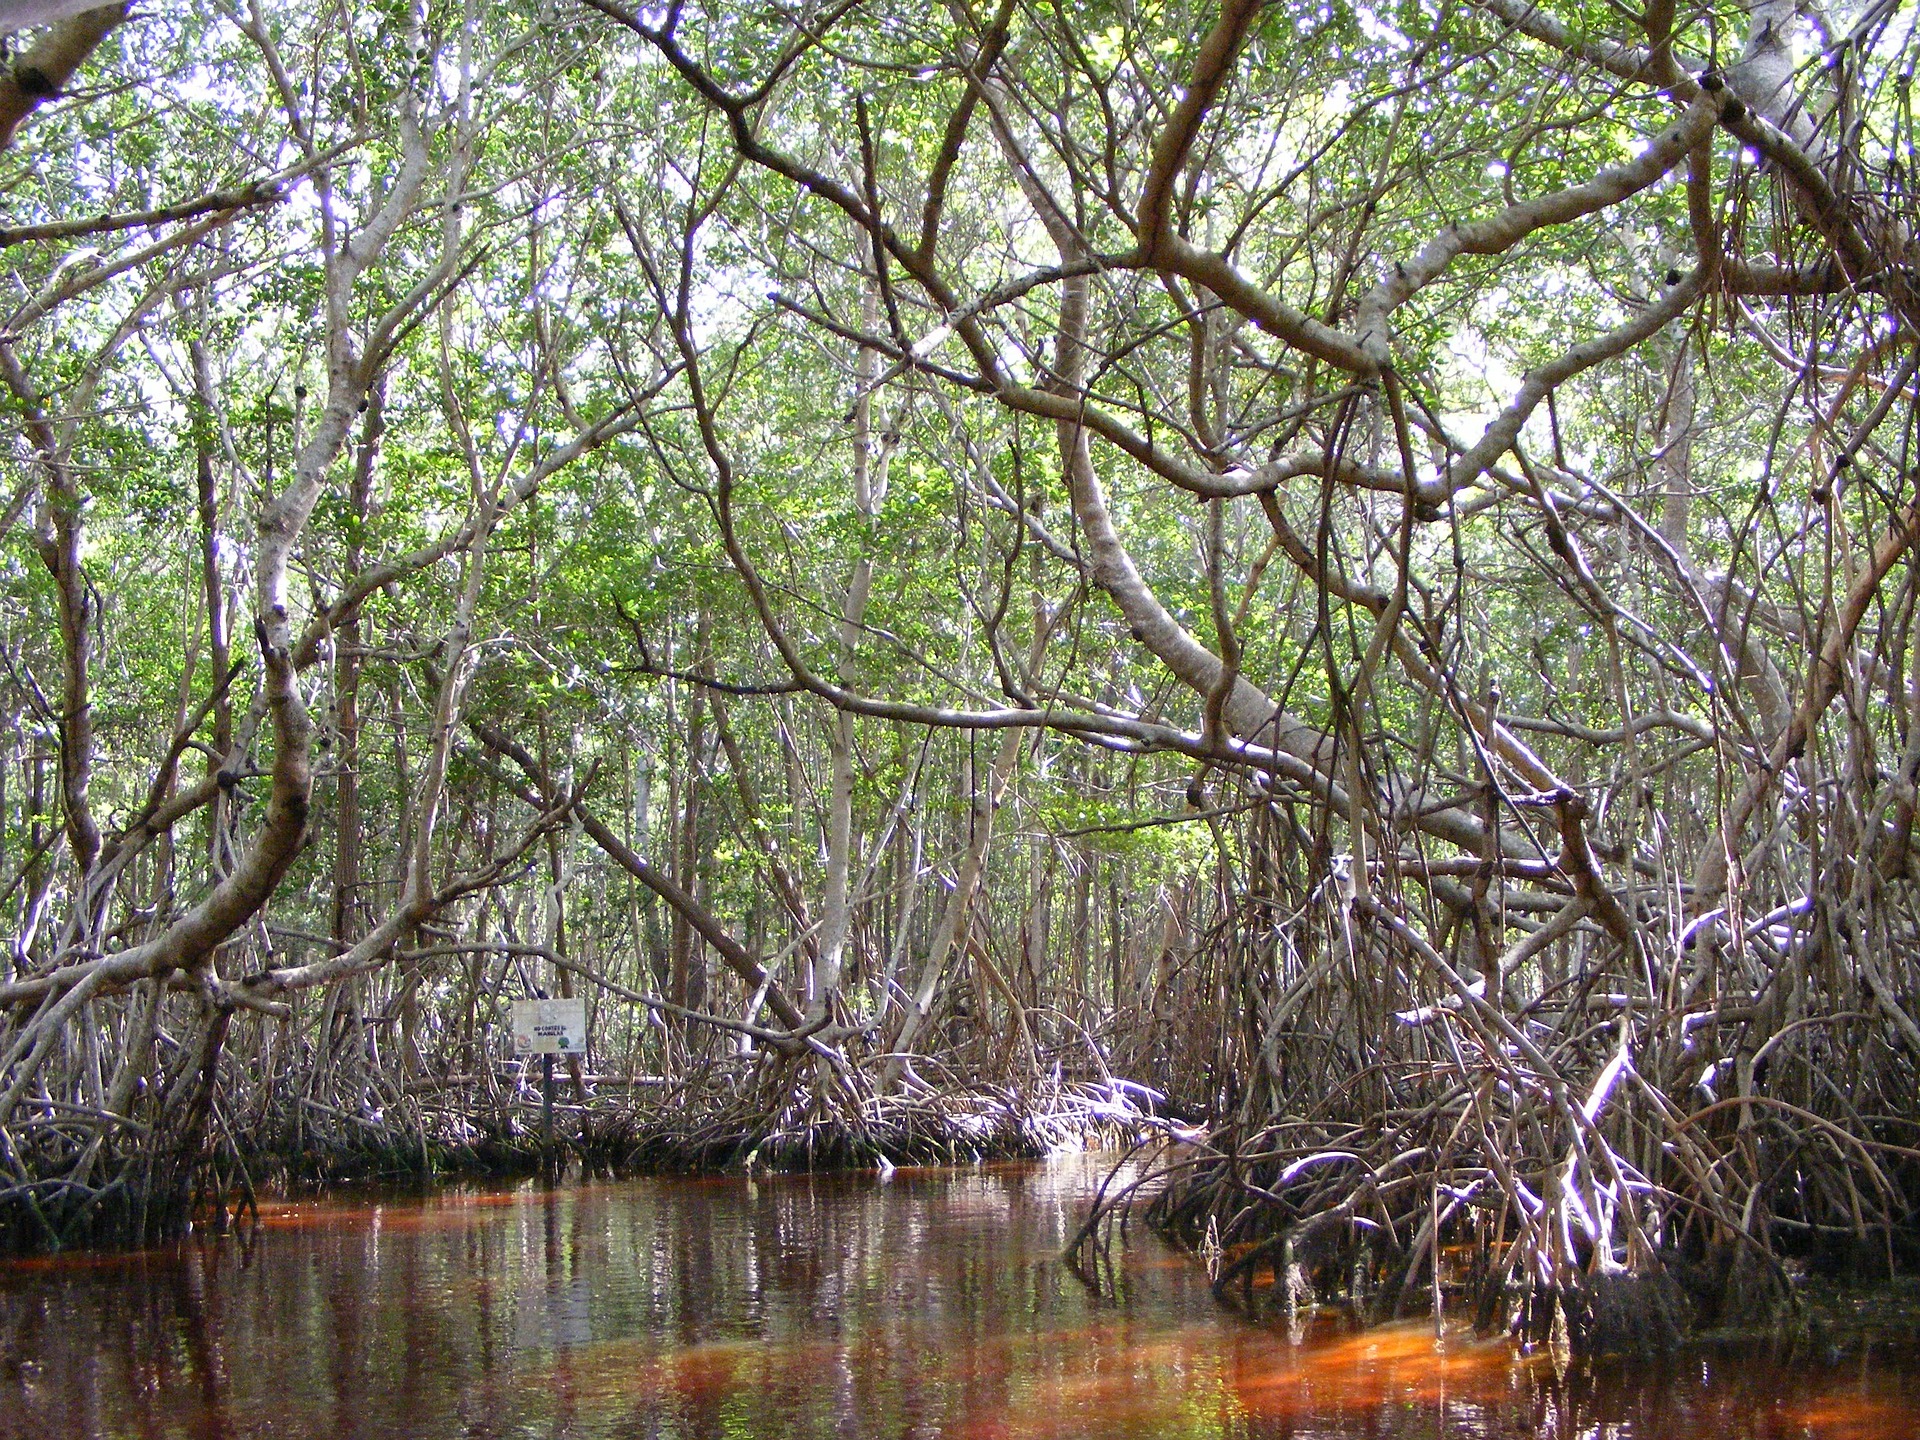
(0, 1246), (180, 1275)
(515, 1333), (854, 1410)
(251, 1185), (590, 1231)
(1226, 1322), (1517, 1419)
(1782, 1391), (1918, 1439)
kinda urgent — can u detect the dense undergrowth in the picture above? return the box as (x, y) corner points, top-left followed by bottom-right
(0, 1065), (1143, 1252)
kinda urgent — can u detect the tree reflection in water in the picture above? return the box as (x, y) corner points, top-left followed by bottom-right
(1, 1156), (1915, 1439)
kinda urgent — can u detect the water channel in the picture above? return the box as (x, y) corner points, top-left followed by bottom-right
(3, 1155), (1917, 1438)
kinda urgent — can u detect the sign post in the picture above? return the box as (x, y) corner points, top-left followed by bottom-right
(542, 1054), (555, 1168)
(510, 998), (587, 1177)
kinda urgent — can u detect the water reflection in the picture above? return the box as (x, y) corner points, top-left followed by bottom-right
(2, 1156), (1917, 1438)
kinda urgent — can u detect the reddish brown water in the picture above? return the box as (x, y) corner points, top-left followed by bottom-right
(2, 1156), (1917, 1438)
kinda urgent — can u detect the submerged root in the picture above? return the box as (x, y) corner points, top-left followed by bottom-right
(612, 1064), (1129, 1173)
(1553, 1270), (1691, 1358)
(1069, 1062), (1908, 1357)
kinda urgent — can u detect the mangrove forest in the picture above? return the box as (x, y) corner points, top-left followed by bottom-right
(2, 0), (1920, 1371)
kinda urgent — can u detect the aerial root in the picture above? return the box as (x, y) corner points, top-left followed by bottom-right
(1067, 1082), (1896, 1358)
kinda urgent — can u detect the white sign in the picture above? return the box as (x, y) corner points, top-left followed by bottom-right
(510, 998), (587, 1056)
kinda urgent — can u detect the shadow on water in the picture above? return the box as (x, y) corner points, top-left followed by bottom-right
(3, 1154), (1919, 1439)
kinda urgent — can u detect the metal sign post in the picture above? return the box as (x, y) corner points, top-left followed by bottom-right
(542, 1053), (555, 1174)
